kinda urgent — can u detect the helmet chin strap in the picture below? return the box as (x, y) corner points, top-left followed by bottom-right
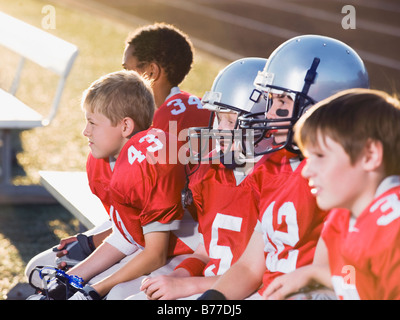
(220, 151), (247, 170)
(285, 57), (320, 154)
(304, 58), (320, 90)
(297, 57), (320, 117)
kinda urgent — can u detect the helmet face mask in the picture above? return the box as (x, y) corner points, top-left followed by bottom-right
(239, 85), (316, 154)
(188, 57), (271, 167)
(238, 35), (369, 155)
(188, 119), (259, 167)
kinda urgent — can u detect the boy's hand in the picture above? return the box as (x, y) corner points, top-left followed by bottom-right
(141, 275), (185, 300)
(262, 266), (314, 300)
(55, 236), (78, 254)
(53, 236), (78, 268)
(53, 234), (95, 269)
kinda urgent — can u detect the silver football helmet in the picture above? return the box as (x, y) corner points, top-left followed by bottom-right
(239, 34), (370, 154)
(188, 57), (269, 167)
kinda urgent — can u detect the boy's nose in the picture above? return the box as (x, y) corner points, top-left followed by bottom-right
(266, 109), (277, 120)
(266, 103), (279, 119)
(301, 159), (312, 179)
(82, 124), (90, 137)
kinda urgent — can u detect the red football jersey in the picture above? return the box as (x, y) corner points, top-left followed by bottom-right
(152, 88), (211, 141)
(109, 128), (192, 257)
(86, 154), (113, 215)
(86, 88), (210, 222)
(189, 162), (260, 276)
(322, 182), (400, 300)
(251, 150), (328, 295)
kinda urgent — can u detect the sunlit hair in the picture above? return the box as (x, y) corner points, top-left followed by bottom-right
(81, 70), (155, 131)
(295, 88), (400, 175)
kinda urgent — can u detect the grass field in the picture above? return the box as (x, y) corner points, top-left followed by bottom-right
(0, 0), (225, 299)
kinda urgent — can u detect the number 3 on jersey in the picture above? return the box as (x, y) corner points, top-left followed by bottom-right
(128, 133), (164, 165)
(167, 96), (202, 115)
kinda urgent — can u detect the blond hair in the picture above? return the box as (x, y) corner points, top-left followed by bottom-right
(82, 70), (155, 131)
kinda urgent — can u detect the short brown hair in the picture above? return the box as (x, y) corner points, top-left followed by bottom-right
(295, 88), (400, 175)
(82, 70), (155, 131)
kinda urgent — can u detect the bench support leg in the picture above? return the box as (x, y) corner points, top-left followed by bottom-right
(0, 129), (56, 204)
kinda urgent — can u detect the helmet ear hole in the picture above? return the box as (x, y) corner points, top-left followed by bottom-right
(202, 57), (268, 115)
(189, 57), (271, 166)
(262, 35), (369, 104)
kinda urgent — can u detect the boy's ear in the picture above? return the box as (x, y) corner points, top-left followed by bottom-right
(121, 117), (136, 138)
(148, 62), (161, 81)
(362, 139), (383, 171)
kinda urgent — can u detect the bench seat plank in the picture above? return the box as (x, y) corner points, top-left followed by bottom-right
(39, 170), (200, 250)
(0, 89), (43, 129)
(39, 170), (109, 229)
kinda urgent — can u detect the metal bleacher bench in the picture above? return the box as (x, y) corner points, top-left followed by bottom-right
(0, 12), (199, 249)
(39, 171), (109, 230)
(0, 11), (78, 202)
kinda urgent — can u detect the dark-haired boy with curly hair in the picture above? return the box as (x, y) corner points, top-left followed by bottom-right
(123, 22), (210, 133)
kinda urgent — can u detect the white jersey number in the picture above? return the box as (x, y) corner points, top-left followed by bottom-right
(204, 213), (243, 276)
(262, 201), (299, 273)
(375, 193), (400, 226)
(128, 133), (164, 165)
(167, 96), (203, 115)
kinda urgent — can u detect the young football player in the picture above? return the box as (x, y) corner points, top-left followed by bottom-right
(81, 22), (208, 262)
(122, 22), (211, 135)
(25, 23), (208, 280)
(198, 35), (370, 300)
(128, 57), (269, 300)
(264, 88), (400, 300)
(30, 70), (194, 300)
